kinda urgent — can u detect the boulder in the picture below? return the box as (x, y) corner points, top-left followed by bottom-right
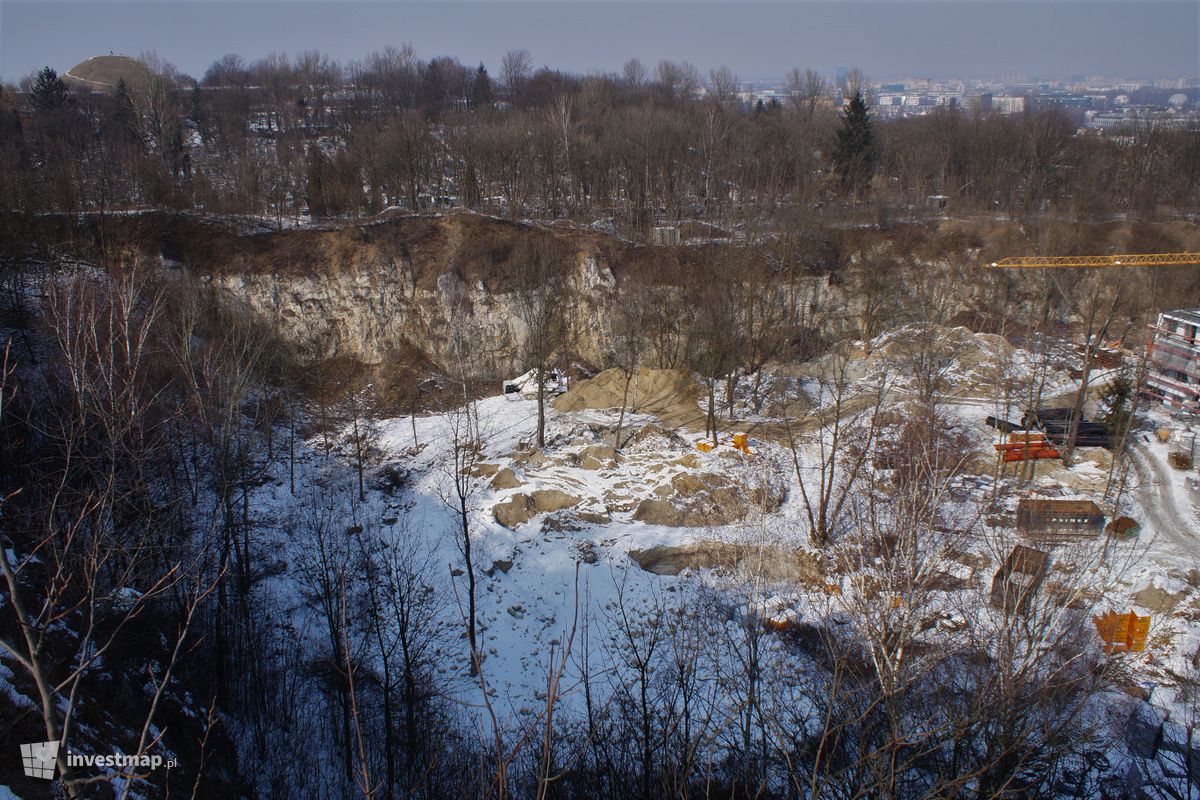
(580, 444), (616, 468)
(484, 559), (513, 576)
(633, 498), (688, 527)
(512, 448), (550, 467)
(491, 467), (524, 490)
(530, 489), (582, 513)
(578, 509), (612, 525)
(493, 489), (583, 528)
(493, 494), (535, 528)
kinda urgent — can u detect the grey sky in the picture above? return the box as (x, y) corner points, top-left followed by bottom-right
(2, 1), (1197, 84)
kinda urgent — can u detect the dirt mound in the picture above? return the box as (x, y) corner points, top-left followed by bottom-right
(629, 542), (824, 582)
(553, 367), (705, 429)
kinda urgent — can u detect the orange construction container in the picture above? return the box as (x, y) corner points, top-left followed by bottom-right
(731, 432), (751, 454)
(1093, 610), (1150, 653)
(695, 440), (715, 453)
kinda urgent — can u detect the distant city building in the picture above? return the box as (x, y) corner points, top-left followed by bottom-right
(992, 96), (1026, 114)
(836, 66), (849, 91)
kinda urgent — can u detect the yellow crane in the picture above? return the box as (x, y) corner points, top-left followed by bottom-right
(986, 253), (1200, 269)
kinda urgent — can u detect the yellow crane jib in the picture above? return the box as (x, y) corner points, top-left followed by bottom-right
(986, 253), (1200, 269)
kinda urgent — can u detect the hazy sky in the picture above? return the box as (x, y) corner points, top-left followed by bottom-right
(2, 1), (1197, 84)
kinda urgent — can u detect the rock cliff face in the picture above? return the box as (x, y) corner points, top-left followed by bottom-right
(175, 212), (978, 377)
(208, 243), (621, 377)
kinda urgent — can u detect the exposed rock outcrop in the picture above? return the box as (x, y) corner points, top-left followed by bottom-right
(629, 542), (824, 582)
(492, 489), (583, 528)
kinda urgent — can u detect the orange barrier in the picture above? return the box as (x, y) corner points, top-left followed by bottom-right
(1093, 610), (1150, 653)
(731, 433), (752, 454)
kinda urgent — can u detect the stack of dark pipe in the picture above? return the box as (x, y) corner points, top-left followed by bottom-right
(1023, 408), (1112, 449)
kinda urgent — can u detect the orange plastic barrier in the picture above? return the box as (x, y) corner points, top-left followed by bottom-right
(1093, 610), (1150, 653)
(731, 433), (751, 454)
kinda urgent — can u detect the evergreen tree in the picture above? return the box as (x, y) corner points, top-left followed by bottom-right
(471, 63), (492, 109)
(112, 78), (141, 145)
(30, 66), (70, 112)
(1100, 373), (1134, 446)
(833, 91), (875, 196)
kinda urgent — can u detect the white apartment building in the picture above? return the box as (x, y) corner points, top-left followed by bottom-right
(1146, 309), (1200, 411)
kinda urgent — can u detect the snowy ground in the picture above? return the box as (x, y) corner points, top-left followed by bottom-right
(250, 368), (1200, 730)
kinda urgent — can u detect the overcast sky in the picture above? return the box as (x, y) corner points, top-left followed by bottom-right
(2, 1), (1197, 84)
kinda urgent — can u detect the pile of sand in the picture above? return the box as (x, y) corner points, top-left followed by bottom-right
(553, 367), (705, 429)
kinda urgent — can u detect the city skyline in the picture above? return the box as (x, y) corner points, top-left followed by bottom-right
(2, 1), (1197, 84)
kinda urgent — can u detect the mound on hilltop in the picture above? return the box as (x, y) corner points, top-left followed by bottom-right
(63, 55), (152, 93)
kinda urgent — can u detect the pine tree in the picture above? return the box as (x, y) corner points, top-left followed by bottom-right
(471, 63), (492, 109)
(30, 66), (70, 112)
(833, 91), (875, 197)
(112, 78), (141, 145)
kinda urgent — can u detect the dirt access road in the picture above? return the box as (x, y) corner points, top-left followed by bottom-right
(1131, 442), (1200, 562)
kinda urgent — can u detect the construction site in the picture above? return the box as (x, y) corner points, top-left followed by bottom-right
(7, 209), (1200, 798)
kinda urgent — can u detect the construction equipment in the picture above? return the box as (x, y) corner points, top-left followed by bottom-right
(986, 253), (1200, 269)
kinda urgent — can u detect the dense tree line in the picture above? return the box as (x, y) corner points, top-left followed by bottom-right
(2, 49), (1197, 238)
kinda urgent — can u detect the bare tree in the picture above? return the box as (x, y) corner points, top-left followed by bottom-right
(786, 67), (829, 122)
(610, 274), (650, 450)
(622, 58), (647, 88)
(708, 66), (739, 108)
(783, 348), (890, 546)
(1053, 271), (1126, 465)
(441, 398), (485, 674)
(501, 49), (533, 101)
(514, 236), (571, 449)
